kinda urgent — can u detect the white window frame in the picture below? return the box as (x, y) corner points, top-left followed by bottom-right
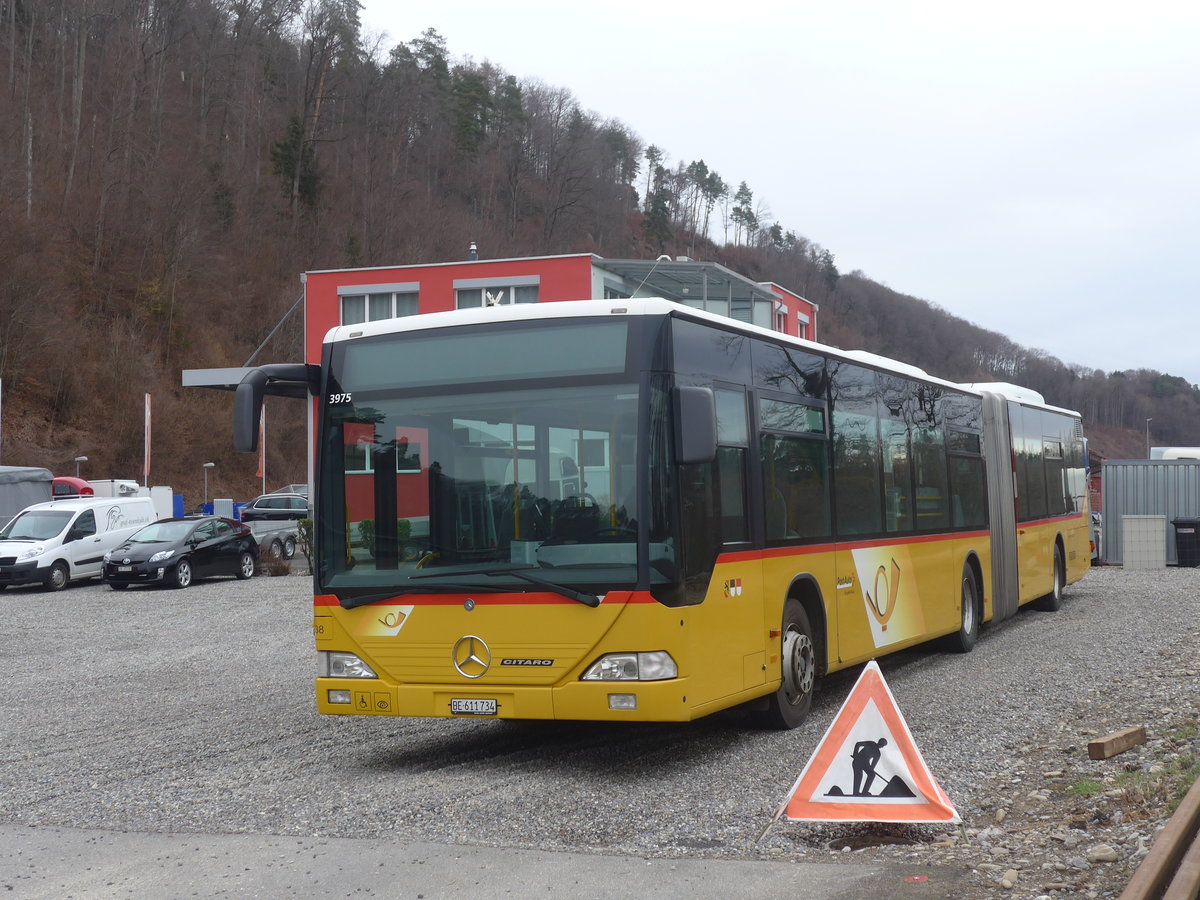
(344, 441), (423, 475)
(338, 282), (421, 325)
(454, 275), (540, 309)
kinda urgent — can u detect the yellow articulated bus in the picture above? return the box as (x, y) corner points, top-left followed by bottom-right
(233, 299), (1090, 729)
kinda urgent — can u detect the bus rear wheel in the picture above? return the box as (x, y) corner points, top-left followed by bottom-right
(758, 599), (816, 730)
(942, 563), (980, 653)
(1035, 545), (1065, 611)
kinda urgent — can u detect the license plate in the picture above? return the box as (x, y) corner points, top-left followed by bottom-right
(117, 566), (133, 572)
(451, 698), (497, 716)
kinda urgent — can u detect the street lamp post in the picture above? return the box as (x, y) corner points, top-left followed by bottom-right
(1145, 418), (1153, 459)
(74, 456), (88, 478)
(203, 462), (216, 506)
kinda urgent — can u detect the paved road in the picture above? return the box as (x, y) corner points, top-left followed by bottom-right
(0, 824), (966, 898)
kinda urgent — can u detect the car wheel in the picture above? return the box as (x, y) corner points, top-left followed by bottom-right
(283, 536), (296, 559)
(236, 550), (255, 580)
(172, 558), (193, 589)
(757, 599), (816, 729)
(44, 561), (70, 592)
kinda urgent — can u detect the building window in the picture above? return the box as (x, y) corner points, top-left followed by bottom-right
(338, 283), (420, 325)
(456, 284), (539, 308)
(454, 275), (540, 309)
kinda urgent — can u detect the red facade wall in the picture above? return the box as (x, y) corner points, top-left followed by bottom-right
(765, 283), (817, 341)
(304, 255), (596, 365)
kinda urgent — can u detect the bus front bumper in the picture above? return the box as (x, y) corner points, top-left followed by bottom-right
(315, 676), (696, 722)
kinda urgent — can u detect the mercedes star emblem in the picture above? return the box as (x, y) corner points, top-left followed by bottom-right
(452, 635), (490, 679)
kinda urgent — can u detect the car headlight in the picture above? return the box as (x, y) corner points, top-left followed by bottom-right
(581, 651), (677, 681)
(318, 651), (378, 679)
(103, 551), (113, 563)
(16, 545), (44, 561)
(148, 549), (175, 563)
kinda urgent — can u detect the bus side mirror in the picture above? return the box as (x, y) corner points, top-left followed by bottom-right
(234, 364), (316, 452)
(674, 386), (717, 465)
(234, 373), (267, 453)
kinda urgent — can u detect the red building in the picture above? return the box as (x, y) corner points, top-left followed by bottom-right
(183, 252), (818, 497)
(301, 252), (817, 365)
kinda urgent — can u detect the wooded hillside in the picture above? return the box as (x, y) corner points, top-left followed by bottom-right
(1, 1), (1192, 500)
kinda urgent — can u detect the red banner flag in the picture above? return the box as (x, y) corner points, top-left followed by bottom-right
(255, 406), (265, 480)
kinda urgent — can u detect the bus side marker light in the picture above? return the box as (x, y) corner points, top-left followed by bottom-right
(328, 690), (352, 704)
(608, 694), (637, 710)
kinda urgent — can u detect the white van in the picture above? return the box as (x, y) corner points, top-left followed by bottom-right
(0, 496), (158, 591)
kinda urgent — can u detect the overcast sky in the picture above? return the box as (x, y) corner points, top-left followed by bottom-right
(357, 0), (1200, 386)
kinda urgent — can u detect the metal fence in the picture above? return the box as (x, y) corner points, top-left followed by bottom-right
(1100, 459), (1200, 566)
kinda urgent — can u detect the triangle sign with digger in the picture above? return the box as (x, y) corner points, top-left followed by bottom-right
(780, 660), (959, 824)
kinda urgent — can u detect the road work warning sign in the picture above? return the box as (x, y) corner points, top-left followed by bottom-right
(780, 660), (959, 824)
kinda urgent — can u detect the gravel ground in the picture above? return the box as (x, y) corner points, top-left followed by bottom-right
(0, 566), (1196, 899)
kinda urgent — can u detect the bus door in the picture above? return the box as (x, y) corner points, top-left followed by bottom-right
(679, 387), (765, 703)
(830, 367), (888, 665)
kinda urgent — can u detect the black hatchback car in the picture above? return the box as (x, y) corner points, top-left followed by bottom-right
(103, 516), (257, 589)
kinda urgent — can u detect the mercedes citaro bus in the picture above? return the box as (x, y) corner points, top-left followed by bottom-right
(231, 298), (1089, 728)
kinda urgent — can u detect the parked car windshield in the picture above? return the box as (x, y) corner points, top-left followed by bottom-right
(0, 509), (73, 541)
(128, 520), (197, 543)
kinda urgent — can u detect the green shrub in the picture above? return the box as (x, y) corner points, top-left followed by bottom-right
(357, 518), (412, 556)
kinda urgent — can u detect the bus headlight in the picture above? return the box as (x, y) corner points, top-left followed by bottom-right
(318, 651), (378, 679)
(581, 651), (677, 681)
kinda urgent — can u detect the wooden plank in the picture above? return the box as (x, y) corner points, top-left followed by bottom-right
(1160, 827), (1200, 900)
(1088, 726), (1147, 760)
(1120, 775), (1200, 900)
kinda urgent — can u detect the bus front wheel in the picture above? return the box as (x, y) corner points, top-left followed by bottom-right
(759, 599), (816, 730)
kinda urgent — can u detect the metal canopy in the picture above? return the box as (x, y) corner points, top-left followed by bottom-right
(181, 367), (310, 399)
(597, 258), (776, 305)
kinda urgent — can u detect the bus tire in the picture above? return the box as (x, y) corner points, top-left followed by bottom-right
(1035, 545), (1065, 612)
(758, 599), (816, 730)
(942, 563), (980, 653)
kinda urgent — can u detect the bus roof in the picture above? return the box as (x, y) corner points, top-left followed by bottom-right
(323, 298), (1075, 414)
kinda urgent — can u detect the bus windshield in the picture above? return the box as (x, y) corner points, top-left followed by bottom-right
(318, 380), (662, 598)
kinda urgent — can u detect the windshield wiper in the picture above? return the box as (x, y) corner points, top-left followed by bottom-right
(340, 584), (507, 610)
(410, 567), (601, 608)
